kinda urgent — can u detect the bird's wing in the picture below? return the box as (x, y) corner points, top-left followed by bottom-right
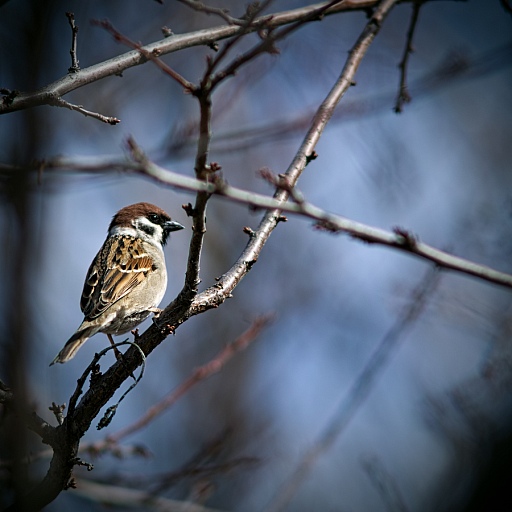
(80, 235), (155, 320)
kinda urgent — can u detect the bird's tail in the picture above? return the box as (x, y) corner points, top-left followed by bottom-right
(50, 326), (96, 365)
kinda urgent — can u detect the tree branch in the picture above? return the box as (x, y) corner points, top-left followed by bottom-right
(177, 0), (245, 25)
(108, 314), (273, 443)
(65, 12), (80, 74)
(49, 95), (120, 125)
(3, 1), (463, 509)
(0, 0), (431, 119)
(394, 0), (423, 113)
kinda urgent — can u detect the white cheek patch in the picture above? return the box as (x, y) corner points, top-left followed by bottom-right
(109, 225), (138, 237)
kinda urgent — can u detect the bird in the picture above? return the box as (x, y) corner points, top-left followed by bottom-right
(50, 202), (185, 365)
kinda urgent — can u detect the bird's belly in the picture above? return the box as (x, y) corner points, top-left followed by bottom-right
(101, 309), (152, 335)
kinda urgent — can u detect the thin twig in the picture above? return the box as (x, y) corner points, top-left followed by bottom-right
(0, 0), (419, 119)
(50, 96), (120, 125)
(394, 1), (423, 113)
(210, 0), (345, 90)
(263, 267), (440, 512)
(106, 314), (273, 443)
(177, 0), (245, 25)
(92, 19), (196, 93)
(204, 0), (273, 78)
(65, 12), (80, 73)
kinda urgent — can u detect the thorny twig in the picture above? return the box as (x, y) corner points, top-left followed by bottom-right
(65, 12), (80, 73)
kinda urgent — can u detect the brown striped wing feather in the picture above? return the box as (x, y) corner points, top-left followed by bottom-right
(80, 236), (154, 320)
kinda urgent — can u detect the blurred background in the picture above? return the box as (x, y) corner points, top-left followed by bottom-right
(1, 0), (512, 510)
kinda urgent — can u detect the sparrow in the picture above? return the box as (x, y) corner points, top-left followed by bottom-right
(51, 202), (184, 365)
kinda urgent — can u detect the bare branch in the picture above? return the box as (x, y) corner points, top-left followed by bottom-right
(92, 19), (196, 93)
(203, 0), (272, 78)
(394, 1), (423, 113)
(190, 0), (402, 316)
(208, 1), (345, 91)
(119, 151), (512, 290)
(0, 0), (417, 118)
(177, 0), (245, 25)
(65, 12), (80, 73)
(106, 314), (273, 443)
(50, 96), (120, 124)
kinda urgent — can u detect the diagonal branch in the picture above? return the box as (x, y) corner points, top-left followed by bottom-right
(191, 0), (403, 312)
(50, 96), (120, 125)
(92, 19), (196, 93)
(106, 314), (273, 443)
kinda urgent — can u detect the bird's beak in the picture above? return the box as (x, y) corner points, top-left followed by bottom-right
(165, 220), (185, 233)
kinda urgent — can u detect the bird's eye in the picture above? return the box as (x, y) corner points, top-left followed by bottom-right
(148, 213), (160, 223)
